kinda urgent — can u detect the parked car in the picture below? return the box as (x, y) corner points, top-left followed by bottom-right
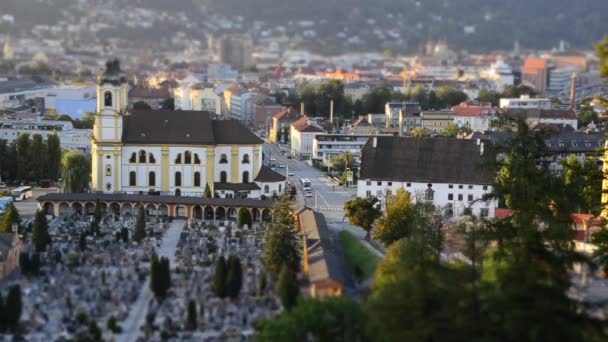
(278, 164), (286, 168)
(288, 172), (295, 176)
(304, 192), (313, 197)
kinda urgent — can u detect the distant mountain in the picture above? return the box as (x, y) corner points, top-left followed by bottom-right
(204, 0), (608, 52)
(1, 0), (607, 54)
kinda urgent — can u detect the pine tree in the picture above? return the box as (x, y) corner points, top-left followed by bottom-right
(213, 256), (227, 298)
(133, 206), (146, 242)
(32, 209), (50, 252)
(0, 203), (20, 233)
(46, 131), (61, 181)
(277, 264), (299, 310)
(15, 132), (30, 181)
(187, 300), (197, 330)
(160, 256), (171, 297)
(5, 285), (22, 331)
(204, 183), (212, 198)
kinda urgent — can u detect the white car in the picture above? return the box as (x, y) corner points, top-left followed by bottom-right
(304, 192), (313, 197)
(288, 172), (295, 176)
(278, 164), (286, 168)
(270, 157), (276, 161)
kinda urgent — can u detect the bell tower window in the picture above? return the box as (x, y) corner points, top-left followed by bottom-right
(104, 91), (113, 107)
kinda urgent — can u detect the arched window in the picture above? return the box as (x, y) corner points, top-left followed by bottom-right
(149, 171), (156, 186)
(219, 154), (228, 164)
(175, 171), (182, 186)
(139, 150), (146, 163)
(129, 171), (136, 186)
(104, 91), (113, 107)
(148, 153), (156, 163)
(242, 171), (249, 184)
(242, 154), (250, 164)
(264, 185), (269, 194)
(175, 153), (182, 164)
(194, 172), (201, 187)
(106, 183), (112, 191)
(185, 151), (192, 164)
(220, 171), (227, 183)
(194, 154), (201, 164)
(129, 153), (137, 163)
(105, 165), (112, 176)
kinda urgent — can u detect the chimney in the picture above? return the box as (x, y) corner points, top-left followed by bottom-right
(330, 99), (334, 124)
(373, 136), (377, 148)
(570, 72), (577, 110)
(300, 102), (305, 116)
(480, 142), (484, 156)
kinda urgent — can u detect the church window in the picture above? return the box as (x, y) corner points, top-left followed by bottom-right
(139, 150), (146, 163)
(105, 165), (112, 176)
(104, 91), (113, 107)
(106, 183), (112, 191)
(185, 151), (192, 164)
(129, 153), (137, 163)
(219, 154), (228, 164)
(242, 171), (249, 184)
(242, 154), (250, 164)
(129, 171), (136, 186)
(220, 171), (227, 183)
(194, 172), (201, 187)
(264, 185), (269, 194)
(148, 153), (156, 163)
(194, 154), (201, 164)
(149, 171), (156, 186)
(175, 171), (182, 186)
(175, 153), (182, 164)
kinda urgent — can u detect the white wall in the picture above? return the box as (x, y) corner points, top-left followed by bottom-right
(357, 179), (496, 219)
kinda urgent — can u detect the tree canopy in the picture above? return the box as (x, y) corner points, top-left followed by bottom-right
(344, 197), (381, 239)
(61, 151), (90, 193)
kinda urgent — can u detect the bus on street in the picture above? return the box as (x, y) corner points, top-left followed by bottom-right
(11, 186), (33, 201)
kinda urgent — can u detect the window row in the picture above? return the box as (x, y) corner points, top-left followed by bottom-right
(127, 171), (252, 187)
(175, 151), (201, 164)
(218, 153), (250, 164)
(129, 150), (156, 164)
(447, 193), (475, 202)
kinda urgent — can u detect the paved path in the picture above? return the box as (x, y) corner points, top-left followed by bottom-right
(118, 219), (184, 342)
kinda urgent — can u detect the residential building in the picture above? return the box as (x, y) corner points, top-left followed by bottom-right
(451, 101), (498, 131)
(385, 101), (421, 128)
(0, 118), (91, 153)
(218, 34), (253, 70)
(502, 108), (578, 130)
(269, 107), (301, 143)
(499, 95), (551, 110)
(44, 84), (97, 118)
(312, 134), (376, 166)
(357, 136), (497, 219)
(344, 82), (370, 101)
(91, 60), (285, 200)
(420, 111), (454, 133)
(480, 57), (515, 92)
(0, 79), (54, 110)
(299, 208), (346, 298)
(522, 58), (552, 93)
(290, 116), (324, 159)
(398, 107), (422, 134)
(251, 97), (282, 130)
(129, 86), (171, 110)
(347, 117), (377, 135)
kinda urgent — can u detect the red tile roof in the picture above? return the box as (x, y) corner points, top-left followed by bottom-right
(273, 107), (301, 121)
(495, 208), (515, 219)
(292, 116), (324, 133)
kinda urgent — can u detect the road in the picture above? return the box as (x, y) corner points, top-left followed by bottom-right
(118, 219), (184, 342)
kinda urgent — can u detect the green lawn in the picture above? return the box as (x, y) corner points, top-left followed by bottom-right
(339, 231), (381, 281)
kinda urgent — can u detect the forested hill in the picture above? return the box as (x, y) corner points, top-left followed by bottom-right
(204, 0), (608, 52)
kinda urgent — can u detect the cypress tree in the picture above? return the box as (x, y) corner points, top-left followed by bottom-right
(226, 255), (242, 299)
(204, 183), (212, 198)
(237, 208), (252, 228)
(213, 256), (227, 298)
(258, 274), (267, 296)
(5, 285), (22, 331)
(94, 199), (102, 223)
(133, 206), (146, 242)
(79, 231), (87, 251)
(277, 264), (299, 310)
(160, 256), (171, 297)
(187, 300), (197, 330)
(150, 253), (160, 296)
(46, 131), (61, 181)
(29, 133), (46, 180)
(0, 203), (20, 233)
(32, 209), (50, 252)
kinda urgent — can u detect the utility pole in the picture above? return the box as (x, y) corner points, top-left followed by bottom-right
(315, 192), (318, 209)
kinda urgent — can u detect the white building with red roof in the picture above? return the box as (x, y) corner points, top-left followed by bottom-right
(451, 101), (498, 131)
(290, 116), (324, 159)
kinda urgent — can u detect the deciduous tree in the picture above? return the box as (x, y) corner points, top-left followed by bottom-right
(344, 197), (381, 240)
